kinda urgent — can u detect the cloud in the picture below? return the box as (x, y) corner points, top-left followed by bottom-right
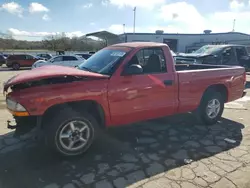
(101, 0), (109, 6)
(157, 1), (250, 34)
(29, 2), (49, 13)
(229, 0), (244, 11)
(159, 2), (204, 30)
(108, 0), (165, 9)
(108, 24), (128, 33)
(82, 3), (93, 8)
(107, 1), (250, 35)
(8, 28), (54, 37)
(90, 22), (96, 26)
(65, 31), (85, 38)
(8, 28), (85, 38)
(42, 14), (50, 21)
(1, 2), (23, 17)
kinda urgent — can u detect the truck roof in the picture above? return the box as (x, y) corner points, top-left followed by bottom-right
(205, 44), (247, 48)
(111, 42), (168, 48)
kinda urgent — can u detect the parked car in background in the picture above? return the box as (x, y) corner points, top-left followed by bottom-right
(75, 53), (92, 59)
(36, 53), (53, 60)
(89, 51), (95, 55)
(3, 54), (8, 58)
(3, 42), (246, 157)
(32, 55), (85, 69)
(1, 53), (9, 59)
(175, 44), (250, 71)
(0, 55), (6, 66)
(6, 54), (42, 70)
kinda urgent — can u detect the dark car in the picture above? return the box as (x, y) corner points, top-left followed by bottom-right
(75, 53), (92, 59)
(36, 53), (53, 60)
(175, 44), (250, 71)
(6, 54), (42, 70)
(0, 55), (6, 66)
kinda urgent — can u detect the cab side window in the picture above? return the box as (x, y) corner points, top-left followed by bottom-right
(52, 56), (63, 62)
(235, 47), (247, 59)
(126, 47), (167, 74)
(26, 55), (34, 60)
(222, 47), (234, 65)
(63, 56), (78, 61)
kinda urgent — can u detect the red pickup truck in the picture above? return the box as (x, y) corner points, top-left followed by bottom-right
(3, 42), (246, 157)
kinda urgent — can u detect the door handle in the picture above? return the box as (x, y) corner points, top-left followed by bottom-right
(163, 80), (173, 86)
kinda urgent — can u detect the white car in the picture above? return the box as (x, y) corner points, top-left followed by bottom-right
(32, 55), (85, 69)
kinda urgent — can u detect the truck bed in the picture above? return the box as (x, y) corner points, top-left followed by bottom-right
(175, 64), (233, 71)
(175, 63), (245, 114)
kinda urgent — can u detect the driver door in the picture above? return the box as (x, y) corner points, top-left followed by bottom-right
(108, 47), (177, 125)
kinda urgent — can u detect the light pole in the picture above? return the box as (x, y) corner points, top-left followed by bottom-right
(123, 24), (125, 34)
(133, 7), (136, 34)
(232, 19), (236, 32)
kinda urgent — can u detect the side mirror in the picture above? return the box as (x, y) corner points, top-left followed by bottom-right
(123, 64), (143, 75)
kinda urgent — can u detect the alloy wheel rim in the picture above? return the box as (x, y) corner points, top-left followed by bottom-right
(59, 120), (90, 151)
(206, 99), (221, 119)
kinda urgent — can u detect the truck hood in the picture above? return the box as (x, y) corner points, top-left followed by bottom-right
(4, 65), (109, 91)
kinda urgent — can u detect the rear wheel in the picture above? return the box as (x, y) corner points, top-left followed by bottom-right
(45, 109), (98, 157)
(198, 91), (224, 125)
(12, 63), (20, 70)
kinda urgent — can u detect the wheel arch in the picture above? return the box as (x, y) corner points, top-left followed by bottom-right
(202, 84), (228, 103)
(41, 100), (106, 129)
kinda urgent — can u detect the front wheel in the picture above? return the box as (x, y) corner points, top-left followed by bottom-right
(198, 91), (224, 125)
(45, 109), (98, 157)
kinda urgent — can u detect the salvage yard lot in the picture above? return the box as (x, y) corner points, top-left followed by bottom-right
(0, 68), (250, 188)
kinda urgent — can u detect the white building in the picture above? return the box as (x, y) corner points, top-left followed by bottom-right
(86, 30), (250, 53)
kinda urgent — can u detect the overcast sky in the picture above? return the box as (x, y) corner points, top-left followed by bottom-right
(0, 0), (250, 40)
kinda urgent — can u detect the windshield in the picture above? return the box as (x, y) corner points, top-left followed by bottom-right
(77, 48), (128, 75)
(193, 45), (223, 55)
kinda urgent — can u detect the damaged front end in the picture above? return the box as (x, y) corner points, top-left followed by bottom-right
(4, 76), (88, 137)
(3, 66), (109, 137)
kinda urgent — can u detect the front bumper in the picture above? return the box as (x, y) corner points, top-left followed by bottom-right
(6, 116), (42, 137)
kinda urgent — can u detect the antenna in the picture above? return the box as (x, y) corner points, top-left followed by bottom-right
(232, 19), (236, 32)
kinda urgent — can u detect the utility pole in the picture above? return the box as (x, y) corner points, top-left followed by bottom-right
(133, 7), (136, 34)
(123, 24), (125, 34)
(232, 19), (236, 32)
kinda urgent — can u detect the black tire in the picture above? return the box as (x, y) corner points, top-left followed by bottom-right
(45, 108), (99, 157)
(197, 90), (224, 125)
(12, 62), (20, 70)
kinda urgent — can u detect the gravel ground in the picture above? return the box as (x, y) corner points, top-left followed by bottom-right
(0, 67), (250, 188)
